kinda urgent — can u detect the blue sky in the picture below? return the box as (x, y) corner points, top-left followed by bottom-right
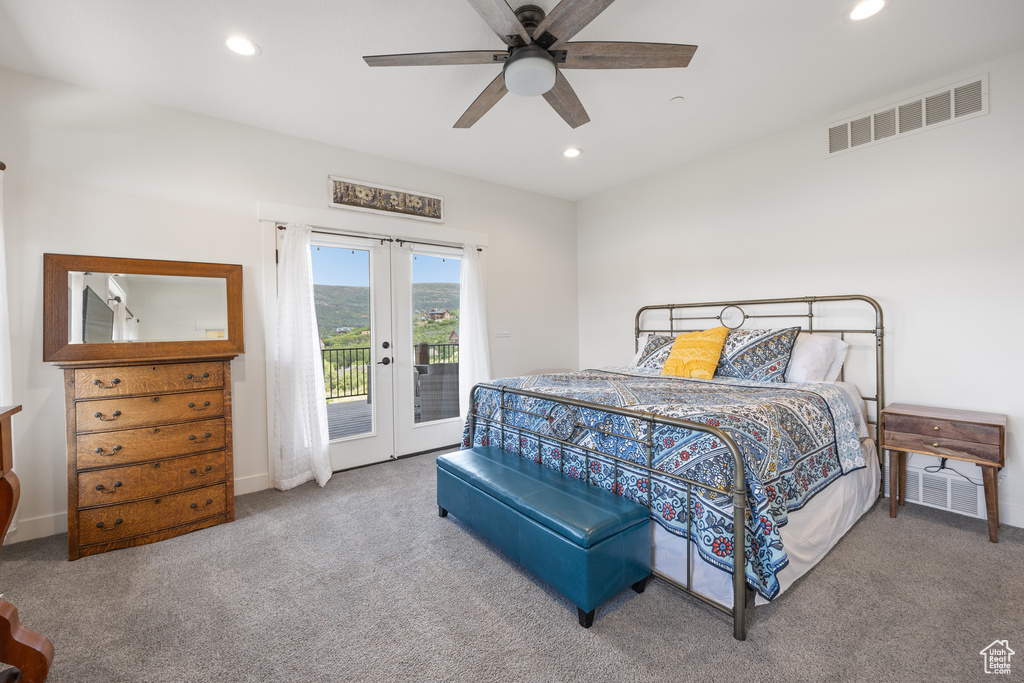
(310, 246), (460, 286)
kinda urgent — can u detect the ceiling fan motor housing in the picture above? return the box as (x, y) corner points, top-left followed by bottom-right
(503, 44), (557, 96)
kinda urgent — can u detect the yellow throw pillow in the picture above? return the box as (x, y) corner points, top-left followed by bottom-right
(661, 327), (729, 379)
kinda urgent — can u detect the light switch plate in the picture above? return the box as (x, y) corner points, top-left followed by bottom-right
(495, 327), (511, 338)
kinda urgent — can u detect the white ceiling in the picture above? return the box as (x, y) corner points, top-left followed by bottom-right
(1, 0), (1023, 201)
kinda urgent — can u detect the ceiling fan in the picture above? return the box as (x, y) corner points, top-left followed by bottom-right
(363, 0), (697, 129)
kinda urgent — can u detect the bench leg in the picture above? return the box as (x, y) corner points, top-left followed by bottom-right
(577, 608), (595, 628)
(631, 576), (650, 594)
(438, 505), (448, 518)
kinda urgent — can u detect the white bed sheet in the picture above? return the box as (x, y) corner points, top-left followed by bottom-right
(652, 437), (879, 608)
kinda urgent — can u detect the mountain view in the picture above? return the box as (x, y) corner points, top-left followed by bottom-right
(314, 283), (460, 340)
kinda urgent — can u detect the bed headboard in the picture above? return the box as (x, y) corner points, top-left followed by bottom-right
(634, 295), (885, 437)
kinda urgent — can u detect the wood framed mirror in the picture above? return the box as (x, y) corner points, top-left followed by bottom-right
(43, 253), (244, 362)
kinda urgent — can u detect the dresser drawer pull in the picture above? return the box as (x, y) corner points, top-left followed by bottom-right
(190, 499), (214, 510)
(95, 482), (123, 493)
(933, 426), (940, 431)
(933, 442), (940, 448)
(92, 378), (121, 389)
(188, 401), (211, 411)
(94, 411), (122, 421)
(189, 433), (214, 444)
(94, 445), (123, 455)
(96, 518), (123, 530)
(186, 372), (211, 382)
(190, 466), (214, 477)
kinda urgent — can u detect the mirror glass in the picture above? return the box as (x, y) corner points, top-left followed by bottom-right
(68, 272), (229, 344)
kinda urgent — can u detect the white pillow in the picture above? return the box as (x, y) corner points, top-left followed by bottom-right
(785, 333), (848, 383)
(630, 333), (651, 366)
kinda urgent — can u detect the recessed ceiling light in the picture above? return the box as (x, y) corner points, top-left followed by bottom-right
(563, 148), (581, 158)
(226, 36), (260, 56)
(845, 0), (887, 21)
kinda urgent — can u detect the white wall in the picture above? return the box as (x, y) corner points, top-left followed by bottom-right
(577, 51), (1024, 527)
(0, 67), (578, 543)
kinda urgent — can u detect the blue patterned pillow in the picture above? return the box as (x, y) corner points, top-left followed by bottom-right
(635, 335), (675, 371)
(715, 327), (800, 382)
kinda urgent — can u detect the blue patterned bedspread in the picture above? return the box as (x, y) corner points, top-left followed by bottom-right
(462, 369), (866, 600)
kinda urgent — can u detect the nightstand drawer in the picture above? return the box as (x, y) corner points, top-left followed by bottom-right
(884, 414), (1001, 446)
(883, 430), (1002, 465)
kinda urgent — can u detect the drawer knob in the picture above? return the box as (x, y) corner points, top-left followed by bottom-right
(933, 426), (940, 431)
(95, 482), (123, 493)
(190, 498), (214, 510)
(189, 466), (214, 477)
(188, 401), (211, 411)
(96, 518), (123, 530)
(933, 442), (940, 448)
(188, 432), (213, 444)
(94, 410), (122, 421)
(92, 378), (121, 388)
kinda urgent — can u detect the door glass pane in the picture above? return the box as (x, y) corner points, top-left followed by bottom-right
(311, 245), (373, 440)
(412, 252), (461, 424)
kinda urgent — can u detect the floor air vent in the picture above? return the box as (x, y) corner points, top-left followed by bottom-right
(884, 456), (984, 519)
(828, 74), (988, 156)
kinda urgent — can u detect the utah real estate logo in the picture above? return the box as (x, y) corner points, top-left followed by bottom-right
(980, 640), (1014, 675)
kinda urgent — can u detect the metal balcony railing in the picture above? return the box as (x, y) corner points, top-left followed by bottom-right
(322, 343), (459, 400)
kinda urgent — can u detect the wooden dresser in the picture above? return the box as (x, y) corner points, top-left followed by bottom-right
(60, 356), (236, 560)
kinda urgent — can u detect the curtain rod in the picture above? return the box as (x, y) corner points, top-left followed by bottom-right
(275, 224), (482, 251)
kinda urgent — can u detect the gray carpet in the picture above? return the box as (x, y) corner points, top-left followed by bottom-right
(1, 450), (1021, 682)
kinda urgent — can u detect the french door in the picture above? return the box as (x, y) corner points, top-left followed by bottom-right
(309, 234), (463, 470)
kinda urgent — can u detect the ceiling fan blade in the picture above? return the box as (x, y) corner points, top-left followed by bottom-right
(454, 72), (509, 128)
(465, 0), (532, 47)
(533, 0), (616, 50)
(561, 42), (697, 69)
(364, 50), (509, 67)
(542, 71), (590, 129)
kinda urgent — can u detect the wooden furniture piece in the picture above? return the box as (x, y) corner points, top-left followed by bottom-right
(0, 405), (55, 682)
(42, 253), (244, 560)
(59, 358), (236, 560)
(882, 403), (1007, 542)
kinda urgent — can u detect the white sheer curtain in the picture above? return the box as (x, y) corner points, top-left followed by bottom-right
(0, 168), (15, 537)
(459, 245), (491, 419)
(273, 224), (332, 490)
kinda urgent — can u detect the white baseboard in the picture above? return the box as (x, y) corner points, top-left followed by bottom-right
(997, 500), (1024, 529)
(234, 472), (270, 495)
(3, 511), (68, 546)
(4, 473), (272, 545)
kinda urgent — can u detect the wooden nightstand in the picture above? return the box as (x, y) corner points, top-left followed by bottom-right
(882, 403), (1007, 542)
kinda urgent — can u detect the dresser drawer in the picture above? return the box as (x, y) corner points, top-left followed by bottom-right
(78, 451), (227, 507)
(76, 389), (224, 433)
(884, 414), (1002, 446)
(882, 430), (1002, 465)
(76, 418), (226, 469)
(74, 362), (225, 399)
(79, 483), (227, 545)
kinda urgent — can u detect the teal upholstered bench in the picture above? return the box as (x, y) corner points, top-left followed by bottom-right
(436, 446), (652, 627)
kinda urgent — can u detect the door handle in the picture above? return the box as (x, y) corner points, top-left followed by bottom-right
(377, 357), (392, 366)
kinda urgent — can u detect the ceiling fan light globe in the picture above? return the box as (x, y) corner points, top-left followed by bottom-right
(503, 47), (557, 97)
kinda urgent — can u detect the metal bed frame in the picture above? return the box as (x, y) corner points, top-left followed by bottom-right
(466, 295), (884, 641)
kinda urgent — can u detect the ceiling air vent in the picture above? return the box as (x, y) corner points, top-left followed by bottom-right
(827, 74), (988, 157)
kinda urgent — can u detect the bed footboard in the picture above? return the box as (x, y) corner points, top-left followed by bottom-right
(466, 382), (749, 641)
